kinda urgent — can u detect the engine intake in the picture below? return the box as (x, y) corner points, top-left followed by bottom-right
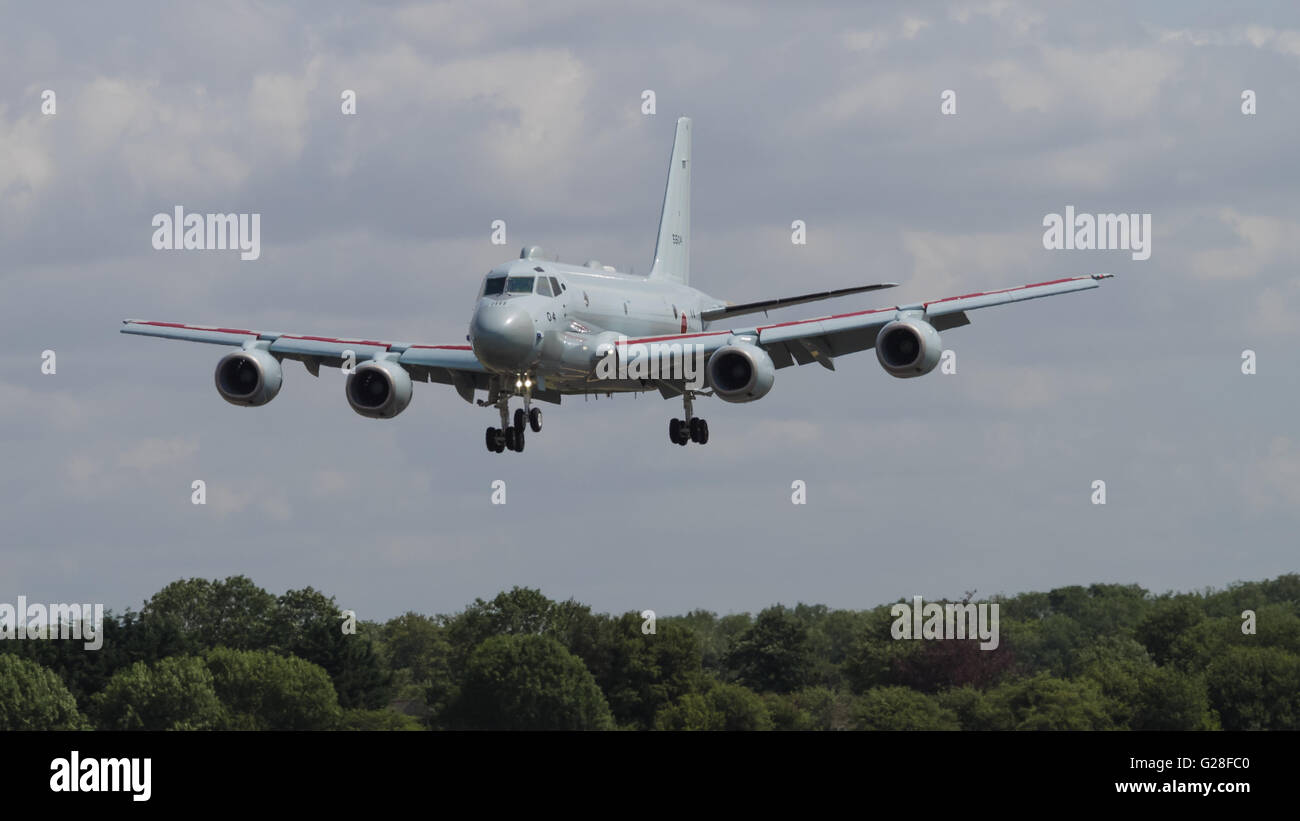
(346, 359), (413, 419)
(876, 318), (942, 378)
(214, 348), (283, 407)
(708, 343), (775, 403)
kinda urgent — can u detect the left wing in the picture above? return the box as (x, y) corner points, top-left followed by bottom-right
(120, 319), (499, 403)
(630, 273), (1113, 373)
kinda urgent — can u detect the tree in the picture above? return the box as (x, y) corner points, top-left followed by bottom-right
(1136, 596), (1204, 665)
(204, 647), (342, 730)
(852, 686), (960, 730)
(447, 635), (613, 730)
(970, 673), (1115, 730)
(338, 708), (425, 731)
(1205, 646), (1300, 730)
(726, 605), (813, 693)
(654, 681), (772, 731)
(272, 587), (389, 709)
(141, 576), (277, 651)
(0, 655), (88, 730)
(1076, 638), (1217, 730)
(589, 613), (700, 730)
(92, 656), (226, 730)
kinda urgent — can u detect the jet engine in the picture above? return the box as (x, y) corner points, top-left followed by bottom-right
(708, 343), (775, 403)
(875, 318), (942, 378)
(214, 348), (283, 407)
(346, 358), (413, 419)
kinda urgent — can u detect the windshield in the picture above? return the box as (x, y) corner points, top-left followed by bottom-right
(506, 276), (535, 294)
(483, 276), (505, 296)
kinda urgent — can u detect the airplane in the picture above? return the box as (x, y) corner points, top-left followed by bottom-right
(122, 116), (1113, 454)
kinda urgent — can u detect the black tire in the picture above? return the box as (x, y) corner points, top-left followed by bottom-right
(697, 419), (709, 445)
(504, 427), (517, 451)
(485, 427), (496, 452)
(513, 408), (526, 433)
(689, 418), (702, 442)
(529, 407), (542, 432)
(669, 418), (682, 444)
(515, 429), (525, 452)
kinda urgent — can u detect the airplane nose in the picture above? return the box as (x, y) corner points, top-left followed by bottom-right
(471, 303), (537, 370)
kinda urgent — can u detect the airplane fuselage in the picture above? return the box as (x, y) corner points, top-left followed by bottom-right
(468, 255), (724, 394)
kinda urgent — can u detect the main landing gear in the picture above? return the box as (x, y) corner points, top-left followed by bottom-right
(669, 391), (709, 446)
(482, 375), (542, 454)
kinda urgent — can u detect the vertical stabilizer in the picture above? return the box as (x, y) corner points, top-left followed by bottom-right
(649, 117), (691, 285)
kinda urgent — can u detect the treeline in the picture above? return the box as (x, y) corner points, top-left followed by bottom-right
(1, 575), (1298, 730)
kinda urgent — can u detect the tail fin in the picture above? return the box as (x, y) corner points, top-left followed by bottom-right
(649, 116), (691, 285)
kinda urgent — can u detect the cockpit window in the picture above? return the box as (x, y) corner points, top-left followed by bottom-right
(506, 276), (535, 294)
(483, 276), (506, 296)
(536, 276), (553, 297)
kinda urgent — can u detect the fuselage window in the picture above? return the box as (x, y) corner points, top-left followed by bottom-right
(506, 276), (536, 294)
(550, 277), (562, 296)
(536, 276), (553, 297)
(483, 276), (506, 296)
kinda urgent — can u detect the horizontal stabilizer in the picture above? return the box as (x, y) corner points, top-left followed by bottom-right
(701, 282), (897, 322)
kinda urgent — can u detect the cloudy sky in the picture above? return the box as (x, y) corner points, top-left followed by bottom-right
(3, 1), (1297, 623)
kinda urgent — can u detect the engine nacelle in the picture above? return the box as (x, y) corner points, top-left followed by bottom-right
(708, 343), (775, 403)
(346, 358), (413, 419)
(214, 348), (283, 407)
(875, 318), (942, 378)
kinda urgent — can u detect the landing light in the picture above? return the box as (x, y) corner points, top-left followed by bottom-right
(515, 379), (523, 388)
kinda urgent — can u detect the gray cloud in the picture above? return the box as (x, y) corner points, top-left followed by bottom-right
(2, 1), (1297, 621)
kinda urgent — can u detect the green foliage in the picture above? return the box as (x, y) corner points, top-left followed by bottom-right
(1136, 596), (1205, 665)
(1075, 637), (1217, 729)
(968, 673), (1115, 730)
(0, 654), (88, 730)
(654, 680), (772, 730)
(1205, 646), (1300, 729)
(142, 576), (276, 651)
(852, 686), (960, 730)
(338, 708), (425, 731)
(92, 656), (226, 730)
(726, 605), (814, 694)
(271, 587), (390, 709)
(592, 613), (700, 730)
(204, 647), (342, 730)
(447, 635), (613, 730)
(6, 574), (1294, 731)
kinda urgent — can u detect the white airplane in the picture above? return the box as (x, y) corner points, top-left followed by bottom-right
(122, 117), (1112, 453)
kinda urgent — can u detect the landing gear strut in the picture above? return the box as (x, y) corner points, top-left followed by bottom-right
(481, 374), (539, 454)
(669, 391), (708, 446)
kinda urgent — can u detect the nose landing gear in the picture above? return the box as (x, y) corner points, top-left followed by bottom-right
(481, 374), (540, 454)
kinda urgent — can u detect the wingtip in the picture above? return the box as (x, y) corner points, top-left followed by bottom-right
(1092, 273), (1115, 280)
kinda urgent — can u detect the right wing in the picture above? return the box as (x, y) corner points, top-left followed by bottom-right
(119, 319), (504, 403)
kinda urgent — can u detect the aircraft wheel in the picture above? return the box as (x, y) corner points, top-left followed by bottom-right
(529, 407), (542, 432)
(689, 418), (702, 442)
(513, 408), (526, 434)
(697, 419), (709, 445)
(515, 429), (525, 452)
(504, 427), (517, 451)
(669, 418), (682, 445)
(485, 427), (497, 452)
